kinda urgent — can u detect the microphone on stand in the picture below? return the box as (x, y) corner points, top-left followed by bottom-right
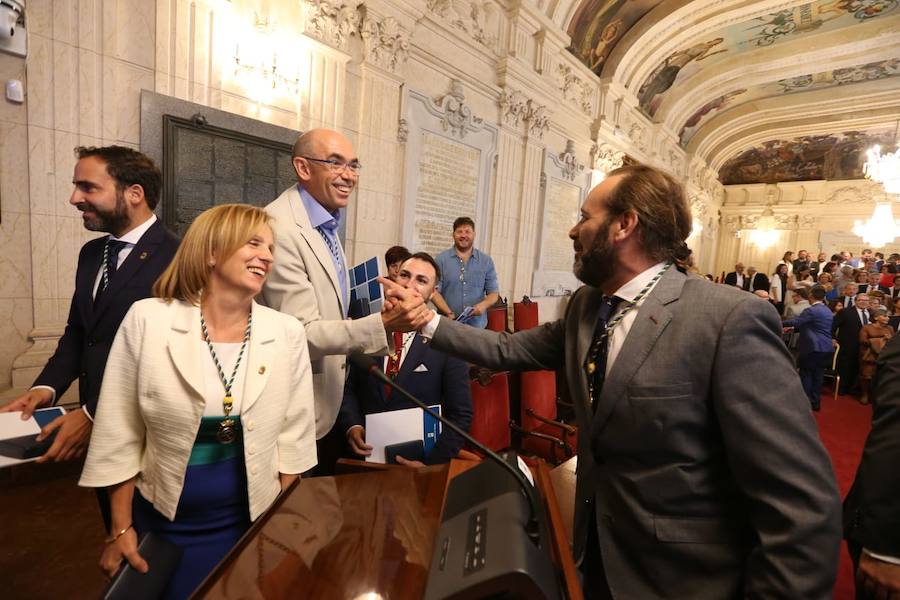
(348, 351), (561, 600)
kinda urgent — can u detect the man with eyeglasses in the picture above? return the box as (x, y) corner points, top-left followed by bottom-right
(262, 129), (431, 471)
(431, 216), (500, 329)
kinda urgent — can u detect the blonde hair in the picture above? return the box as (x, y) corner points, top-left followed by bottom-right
(154, 204), (272, 304)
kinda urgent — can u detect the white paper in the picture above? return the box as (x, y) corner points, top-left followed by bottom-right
(0, 407), (66, 468)
(365, 405), (440, 463)
(0, 411), (42, 439)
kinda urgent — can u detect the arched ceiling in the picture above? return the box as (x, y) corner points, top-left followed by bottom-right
(558, 0), (900, 185)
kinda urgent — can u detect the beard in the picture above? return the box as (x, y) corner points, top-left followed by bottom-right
(573, 219), (617, 288)
(79, 190), (130, 233)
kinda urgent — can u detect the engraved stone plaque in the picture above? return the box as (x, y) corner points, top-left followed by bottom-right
(400, 86), (497, 256)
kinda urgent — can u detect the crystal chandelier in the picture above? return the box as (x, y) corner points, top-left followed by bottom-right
(853, 199), (900, 248)
(749, 202), (779, 249)
(864, 121), (900, 195)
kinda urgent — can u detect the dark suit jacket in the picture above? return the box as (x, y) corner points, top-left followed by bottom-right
(723, 271), (744, 287)
(33, 220), (179, 417)
(337, 334), (472, 464)
(431, 268), (840, 598)
(784, 302), (834, 354)
(844, 333), (900, 556)
(832, 306), (870, 357)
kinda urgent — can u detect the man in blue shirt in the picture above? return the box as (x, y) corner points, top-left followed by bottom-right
(783, 286), (835, 411)
(431, 216), (499, 329)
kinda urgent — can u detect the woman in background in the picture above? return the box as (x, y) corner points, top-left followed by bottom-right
(384, 245), (412, 282)
(770, 263), (790, 316)
(859, 307), (894, 404)
(81, 204), (317, 598)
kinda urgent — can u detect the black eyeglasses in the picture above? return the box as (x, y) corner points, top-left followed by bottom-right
(301, 156), (362, 175)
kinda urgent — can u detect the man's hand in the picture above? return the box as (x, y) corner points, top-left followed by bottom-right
(380, 277), (432, 333)
(36, 409), (93, 463)
(347, 426), (373, 457)
(99, 527), (148, 579)
(395, 455), (426, 468)
(858, 553), (900, 600)
(0, 388), (53, 419)
(470, 303), (485, 317)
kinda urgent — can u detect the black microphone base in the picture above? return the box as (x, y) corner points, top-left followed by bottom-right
(425, 458), (561, 600)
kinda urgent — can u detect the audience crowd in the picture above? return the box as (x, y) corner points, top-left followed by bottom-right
(721, 249), (900, 407)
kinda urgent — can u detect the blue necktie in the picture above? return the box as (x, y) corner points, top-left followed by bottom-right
(586, 295), (624, 411)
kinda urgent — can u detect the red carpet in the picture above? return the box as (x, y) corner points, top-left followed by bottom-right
(813, 388), (872, 600)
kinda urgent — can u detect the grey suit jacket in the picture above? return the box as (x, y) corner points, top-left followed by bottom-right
(431, 267), (841, 598)
(261, 185), (390, 438)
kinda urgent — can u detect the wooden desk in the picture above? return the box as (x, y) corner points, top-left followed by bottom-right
(195, 458), (581, 599)
(194, 465), (449, 599)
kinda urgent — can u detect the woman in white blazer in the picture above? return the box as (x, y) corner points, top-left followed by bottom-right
(80, 204), (317, 598)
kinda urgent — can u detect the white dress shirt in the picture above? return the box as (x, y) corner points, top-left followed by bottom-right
(604, 261), (668, 376)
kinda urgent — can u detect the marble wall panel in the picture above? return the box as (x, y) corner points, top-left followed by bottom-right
(30, 212), (58, 302)
(0, 299), (35, 389)
(27, 125), (55, 217)
(77, 0), (102, 54)
(27, 0), (52, 39)
(104, 60), (155, 144)
(0, 212), (33, 298)
(0, 122), (32, 214)
(113, 0), (157, 70)
(77, 49), (102, 136)
(26, 33), (54, 130)
(52, 0), (79, 47)
(33, 298), (55, 329)
(52, 40), (79, 134)
(52, 130), (78, 217)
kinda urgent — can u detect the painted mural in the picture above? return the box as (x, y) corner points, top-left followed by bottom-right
(566, 0), (664, 76)
(636, 0), (898, 118)
(678, 89), (746, 147)
(718, 130), (896, 185)
(678, 57), (900, 148)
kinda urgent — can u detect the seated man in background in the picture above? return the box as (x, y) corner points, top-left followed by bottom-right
(337, 252), (472, 465)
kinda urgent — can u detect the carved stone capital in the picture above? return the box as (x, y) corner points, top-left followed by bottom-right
(360, 15), (410, 73)
(556, 64), (593, 116)
(300, 0), (360, 51)
(591, 142), (624, 173)
(498, 88), (528, 127)
(426, 0), (498, 50)
(556, 140), (585, 181)
(433, 79), (484, 139)
(525, 100), (550, 139)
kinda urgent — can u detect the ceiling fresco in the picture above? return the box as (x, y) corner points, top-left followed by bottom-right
(566, 0), (665, 75)
(677, 57), (900, 148)
(563, 0), (900, 186)
(636, 0), (899, 118)
(718, 130), (897, 185)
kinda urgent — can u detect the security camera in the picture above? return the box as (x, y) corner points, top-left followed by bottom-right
(0, 0), (23, 40)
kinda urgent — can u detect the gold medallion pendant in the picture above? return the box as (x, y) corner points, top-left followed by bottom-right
(217, 418), (236, 444)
